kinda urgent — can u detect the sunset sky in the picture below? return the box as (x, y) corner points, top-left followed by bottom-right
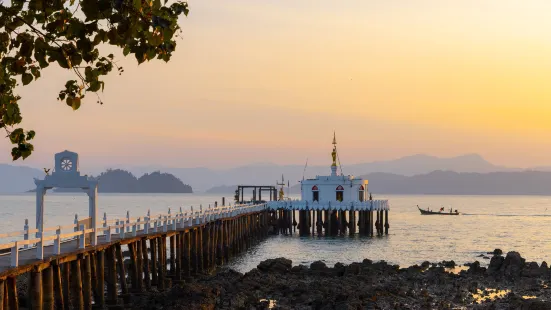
(3, 0), (551, 170)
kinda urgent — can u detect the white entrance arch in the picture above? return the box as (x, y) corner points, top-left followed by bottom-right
(33, 150), (99, 250)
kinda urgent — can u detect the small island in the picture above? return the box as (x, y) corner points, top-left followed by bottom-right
(29, 169), (193, 193)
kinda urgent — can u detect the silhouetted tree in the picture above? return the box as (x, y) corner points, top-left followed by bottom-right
(0, 0), (189, 160)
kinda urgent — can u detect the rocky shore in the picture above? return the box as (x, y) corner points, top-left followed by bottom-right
(129, 250), (551, 309)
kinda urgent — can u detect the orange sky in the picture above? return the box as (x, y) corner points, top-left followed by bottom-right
(3, 0), (551, 169)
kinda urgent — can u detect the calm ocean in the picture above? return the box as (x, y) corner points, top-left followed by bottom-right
(1, 193), (550, 273)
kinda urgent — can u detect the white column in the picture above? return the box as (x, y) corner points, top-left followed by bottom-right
(88, 182), (98, 246)
(35, 185), (46, 238)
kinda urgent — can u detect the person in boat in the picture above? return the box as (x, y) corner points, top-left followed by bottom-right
(455, 209), (458, 213)
(440, 207), (444, 212)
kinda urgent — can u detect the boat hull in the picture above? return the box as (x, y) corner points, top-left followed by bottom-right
(418, 207), (459, 215)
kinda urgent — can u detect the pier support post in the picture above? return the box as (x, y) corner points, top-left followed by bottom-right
(0, 280), (4, 310)
(370, 210), (374, 237)
(115, 243), (129, 296)
(203, 225), (210, 272)
(385, 210), (389, 235)
(141, 239), (151, 289)
(106, 246), (118, 305)
(42, 266), (54, 310)
(150, 238), (158, 285)
(70, 259), (84, 310)
(175, 233), (182, 281)
(7, 277), (18, 310)
(169, 235), (176, 275)
(198, 228), (204, 273)
(30, 268), (43, 310)
(96, 250), (105, 307)
(183, 231), (191, 278)
(136, 241), (144, 290)
(53, 264), (64, 310)
(156, 237), (165, 289)
(349, 210), (355, 235)
(190, 229), (198, 274)
(82, 254), (92, 310)
(128, 242), (139, 291)
(62, 263), (70, 310)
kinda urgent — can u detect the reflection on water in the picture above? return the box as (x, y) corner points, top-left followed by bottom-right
(471, 288), (510, 303)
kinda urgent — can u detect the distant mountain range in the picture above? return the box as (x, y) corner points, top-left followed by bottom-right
(209, 170), (551, 196)
(1, 153), (547, 194)
(112, 153), (519, 192)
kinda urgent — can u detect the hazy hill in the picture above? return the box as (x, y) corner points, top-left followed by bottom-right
(0, 153), (523, 193)
(26, 169), (193, 193)
(120, 153), (514, 192)
(362, 170), (551, 195)
(0, 164), (43, 193)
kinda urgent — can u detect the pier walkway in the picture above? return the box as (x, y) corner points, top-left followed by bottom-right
(0, 203), (269, 309)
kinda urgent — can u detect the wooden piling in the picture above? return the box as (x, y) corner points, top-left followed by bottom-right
(136, 241), (144, 290)
(349, 210), (356, 235)
(62, 263), (71, 310)
(82, 254), (92, 310)
(141, 239), (151, 289)
(42, 266), (54, 310)
(183, 231), (191, 277)
(169, 235), (176, 276)
(156, 237), (165, 289)
(0, 279), (4, 310)
(203, 225), (210, 272)
(2, 279), (6, 310)
(211, 221), (217, 269)
(90, 253), (98, 303)
(128, 242), (139, 291)
(70, 259), (84, 310)
(106, 246), (118, 305)
(95, 250), (105, 307)
(197, 227), (204, 273)
(190, 229), (198, 274)
(175, 233), (182, 281)
(218, 221), (224, 265)
(7, 277), (18, 310)
(30, 269), (43, 310)
(385, 210), (389, 234)
(370, 210), (374, 237)
(150, 238), (158, 285)
(115, 243), (128, 295)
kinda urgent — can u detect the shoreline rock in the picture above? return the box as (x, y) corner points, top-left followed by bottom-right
(131, 251), (551, 309)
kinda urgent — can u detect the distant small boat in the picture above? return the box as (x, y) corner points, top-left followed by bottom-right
(418, 206), (459, 215)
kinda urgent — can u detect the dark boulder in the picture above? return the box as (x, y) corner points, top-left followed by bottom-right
(311, 260), (328, 271)
(257, 258), (292, 273)
(488, 255), (505, 275)
(500, 251), (526, 280)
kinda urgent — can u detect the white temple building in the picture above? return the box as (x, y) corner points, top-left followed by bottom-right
(267, 133), (390, 212)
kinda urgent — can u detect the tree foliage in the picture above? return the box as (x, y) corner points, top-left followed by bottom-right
(0, 0), (189, 160)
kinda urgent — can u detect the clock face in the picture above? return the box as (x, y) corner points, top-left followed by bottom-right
(60, 158), (73, 171)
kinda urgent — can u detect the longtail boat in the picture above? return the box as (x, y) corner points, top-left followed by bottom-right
(418, 206), (459, 215)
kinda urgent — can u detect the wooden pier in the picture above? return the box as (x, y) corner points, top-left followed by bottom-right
(0, 203), (270, 309)
(267, 200), (391, 237)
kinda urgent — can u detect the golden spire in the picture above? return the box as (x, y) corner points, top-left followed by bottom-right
(331, 131), (337, 167)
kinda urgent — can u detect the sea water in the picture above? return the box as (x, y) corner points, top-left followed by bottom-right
(1, 193), (550, 273)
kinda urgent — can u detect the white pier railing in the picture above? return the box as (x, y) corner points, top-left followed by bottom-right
(0, 203), (267, 268)
(266, 199), (390, 211)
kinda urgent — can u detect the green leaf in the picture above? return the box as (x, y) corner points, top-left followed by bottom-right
(133, 0), (142, 10)
(26, 130), (36, 140)
(123, 46), (131, 56)
(88, 81), (101, 92)
(30, 67), (41, 78)
(22, 73), (33, 85)
(71, 97), (81, 110)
